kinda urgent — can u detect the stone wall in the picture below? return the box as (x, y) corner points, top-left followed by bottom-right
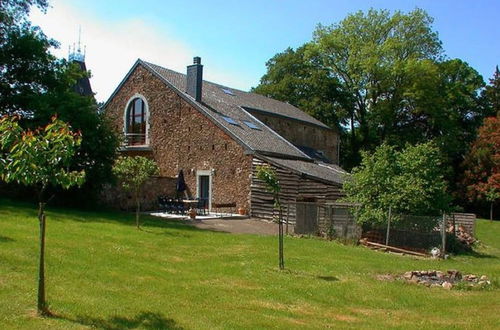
(104, 64), (253, 210)
(249, 112), (339, 164)
(101, 176), (177, 211)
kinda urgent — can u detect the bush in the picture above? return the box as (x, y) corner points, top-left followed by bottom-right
(344, 142), (452, 228)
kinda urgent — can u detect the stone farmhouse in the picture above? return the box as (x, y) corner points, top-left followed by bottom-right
(103, 57), (347, 219)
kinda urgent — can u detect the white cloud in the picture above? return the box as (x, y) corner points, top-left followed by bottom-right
(30, 1), (254, 102)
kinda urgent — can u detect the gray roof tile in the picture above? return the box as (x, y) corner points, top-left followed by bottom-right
(259, 155), (348, 185)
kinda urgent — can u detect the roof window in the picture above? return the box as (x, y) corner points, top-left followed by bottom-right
(243, 120), (261, 130)
(221, 88), (235, 96)
(222, 116), (239, 126)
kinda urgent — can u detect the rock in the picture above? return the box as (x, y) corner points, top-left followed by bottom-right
(447, 270), (462, 280)
(436, 271), (444, 278)
(478, 281), (486, 285)
(480, 275), (488, 281)
(403, 271), (413, 280)
(442, 281), (453, 290)
(424, 282), (431, 287)
(428, 270), (436, 277)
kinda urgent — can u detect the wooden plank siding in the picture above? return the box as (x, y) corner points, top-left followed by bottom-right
(250, 157), (344, 222)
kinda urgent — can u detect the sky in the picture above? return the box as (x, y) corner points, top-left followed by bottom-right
(30, 0), (500, 103)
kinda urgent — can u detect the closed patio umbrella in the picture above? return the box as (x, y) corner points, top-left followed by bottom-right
(176, 170), (186, 197)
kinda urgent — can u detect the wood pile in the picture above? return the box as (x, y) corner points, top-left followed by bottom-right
(448, 224), (476, 247)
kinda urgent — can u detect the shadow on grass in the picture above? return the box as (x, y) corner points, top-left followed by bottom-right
(0, 235), (14, 243)
(280, 269), (339, 282)
(53, 311), (182, 329)
(1, 198), (228, 236)
(316, 275), (339, 282)
(461, 250), (498, 259)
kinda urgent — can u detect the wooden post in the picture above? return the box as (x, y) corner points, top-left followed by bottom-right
(37, 203), (47, 315)
(441, 213), (446, 257)
(385, 206), (392, 246)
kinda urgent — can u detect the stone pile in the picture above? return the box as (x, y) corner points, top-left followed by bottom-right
(401, 269), (490, 289)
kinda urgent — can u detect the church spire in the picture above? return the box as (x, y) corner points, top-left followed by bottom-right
(69, 26), (93, 97)
(69, 26), (86, 62)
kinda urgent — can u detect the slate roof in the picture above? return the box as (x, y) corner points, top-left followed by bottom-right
(142, 61), (320, 160)
(259, 155), (348, 185)
(104, 59), (347, 184)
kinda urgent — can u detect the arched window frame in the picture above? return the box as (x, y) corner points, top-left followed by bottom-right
(123, 94), (150, 146)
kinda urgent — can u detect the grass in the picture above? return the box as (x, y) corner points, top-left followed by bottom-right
(1, 198), (499, 329)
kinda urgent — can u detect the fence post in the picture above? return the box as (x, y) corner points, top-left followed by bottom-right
(385, 206), (392, 246)
(441, 213), (446, 257)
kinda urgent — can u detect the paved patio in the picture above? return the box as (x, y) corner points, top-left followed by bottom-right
(149, 211), (279, 235)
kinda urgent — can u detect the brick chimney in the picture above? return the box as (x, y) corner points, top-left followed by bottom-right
(186, 56), (203, 102)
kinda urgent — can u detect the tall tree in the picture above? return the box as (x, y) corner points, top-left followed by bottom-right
(252, 45), (350, 131)
(0, 115), (85, 315)
(254, 9), (487, 174)
(482, 66), (500, 115)
(0, 0), (119, 200)
(462, 116), (500, 220)
(308, 8), (443, 167)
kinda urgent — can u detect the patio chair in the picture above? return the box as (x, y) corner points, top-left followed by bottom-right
(196, 198), (207, 216)
(174, 199), (186, 215)
(158, 196), (168, 213)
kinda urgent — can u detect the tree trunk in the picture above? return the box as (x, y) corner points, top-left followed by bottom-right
(491, 202), (494, 222)
(37, 202), (47, 315)
(135, 196), (141, 229)
(278, 203), (284, 270)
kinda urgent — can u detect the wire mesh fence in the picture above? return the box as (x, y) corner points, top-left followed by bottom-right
(285, 201), (447, 253)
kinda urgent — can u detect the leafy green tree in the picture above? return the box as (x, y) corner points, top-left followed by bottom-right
(256, 165), (284, 270)
(254, 9), (487, 175)
(112, 156), (159, 229)
(482, 66), (500, 115)
(0, 115), (85, 315)
(462, 116), (500, 221)
(0, 0), (119, 200)
(252, 45), (350, 131)
(307, 8), (443, 166)
(344, 142), (451, 230)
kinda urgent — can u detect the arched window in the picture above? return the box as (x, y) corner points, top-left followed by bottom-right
(124, 96), (148, 146)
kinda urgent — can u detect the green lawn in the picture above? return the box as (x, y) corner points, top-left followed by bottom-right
(1, 198), (499, 329)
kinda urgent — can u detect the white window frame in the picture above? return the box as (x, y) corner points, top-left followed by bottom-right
(123, 93), (150, 146)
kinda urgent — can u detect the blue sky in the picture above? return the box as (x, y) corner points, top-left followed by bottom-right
(31, 0), (500, 102)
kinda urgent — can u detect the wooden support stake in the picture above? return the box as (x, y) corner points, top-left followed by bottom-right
(385, 206), (392, 246)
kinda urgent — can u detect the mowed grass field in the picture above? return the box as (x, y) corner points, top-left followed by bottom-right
(1, 198), (499, 329)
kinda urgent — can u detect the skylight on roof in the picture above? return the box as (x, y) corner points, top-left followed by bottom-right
(243, 120), (261, 130)
(221, 88), (235, 96)
(222, 116), (239, 125)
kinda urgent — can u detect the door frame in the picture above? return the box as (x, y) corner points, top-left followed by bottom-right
(196, 170), (212, 211)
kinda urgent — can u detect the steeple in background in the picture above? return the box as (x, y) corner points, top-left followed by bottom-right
(69, 26), (93, 97)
